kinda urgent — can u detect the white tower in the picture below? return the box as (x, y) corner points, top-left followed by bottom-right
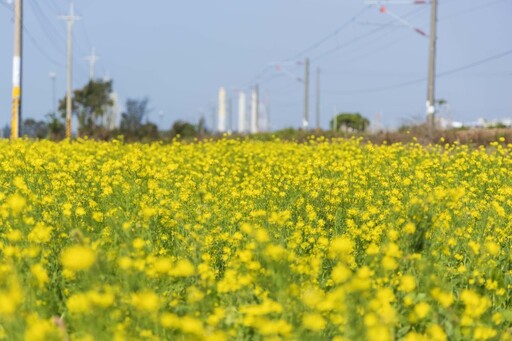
(106, 92), (120, 130)
(238, 91), (246, 133)
(218, 87), (227, 133)
(251, 86), (259, 134)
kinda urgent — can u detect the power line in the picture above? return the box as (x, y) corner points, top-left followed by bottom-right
(328, 6), (427, 64)
(0, 1), (11, 10)
(79, 18), (93, 49)
(2, 1), (66, 67)
(323, 77), (425, 95)
(440, 0), (508, 20)
(46, 0), (62, 14)
(438, 48), (512, 77)
(323, 48), (512, 95)
(28, 0), (66, 54)
(240, 5), (371, 87)
(286, 5), (371, 61)
(312, 6), (427, 62)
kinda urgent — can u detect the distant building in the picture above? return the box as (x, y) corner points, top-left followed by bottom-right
(218, 87), (227, 133)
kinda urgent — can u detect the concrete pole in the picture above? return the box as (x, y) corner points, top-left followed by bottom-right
(426, 0), (438, 132)
(316, 67), (320, 130)
(303, 58), (310, 130)
(11, 0), (22, 139)
(60, 2), (80, 138)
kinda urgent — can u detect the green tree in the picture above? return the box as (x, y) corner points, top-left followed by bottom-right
(59, 79), (113, 137)
(119, 98), (155, 140)
(330, 112), (370, 132)
(22, 118), (48, 139)
(169, 120), (197, 139)
(120, 98), (149, 134)
(46, 112), (65, 140)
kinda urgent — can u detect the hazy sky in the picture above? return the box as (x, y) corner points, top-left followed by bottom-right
(0, 0), (511, 131)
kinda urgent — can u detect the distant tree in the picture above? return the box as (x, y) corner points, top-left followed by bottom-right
(46, 112), (65, 140)
(2, 125), (10, 138)
(120, 97), (151, 139)
(139, 122), (160, 141)
(59, 79), (113, 137)
(169, 120), (197, 139)
(198, 116), (206, 137)
(23, 118), (48, 139)
(330, 113), (370, 132)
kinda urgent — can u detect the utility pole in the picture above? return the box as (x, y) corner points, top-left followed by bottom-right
(303, 58), (310, 130)
(60, 2), (80, 139)
(85, 47), (99, 81)
(426, 0), (438, 132)
(49, 72), (57, 115)
(316, 67), (320, 131)
(11, 0), (22, 139)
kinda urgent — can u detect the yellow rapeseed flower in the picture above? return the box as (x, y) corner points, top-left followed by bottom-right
(131, 291), (160, 312)
(302, 313), (326, 332)
(61, 245), (96, 272)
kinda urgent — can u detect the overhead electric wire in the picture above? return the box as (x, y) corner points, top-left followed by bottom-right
(0, 1), (11, 10)
(79, 19), (93, 50)
(437, 48), (512, 77)
(312, 6), (426, 62)
(23, 24), (66, 67)
(286, 5), (372, 61)
(240, 5), (372, 88)
(28, 0), (66, 54)
(440, 0), (508, 20)
(46, 0), (62, 14)
(1, 2), (65, 67)
(330, 5), (428, 61)
(239, 66), (273, 88)
(323, 48), (512, 95)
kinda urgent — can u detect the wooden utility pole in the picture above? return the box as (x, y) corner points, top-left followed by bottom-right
(426, 0), (438, 132)
(60, 2), (80, 139)
(11, 0), (22, 139)
(303, 58), (310, 130)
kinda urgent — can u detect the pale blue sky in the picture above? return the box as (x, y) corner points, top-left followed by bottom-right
(0, 0), (511, 131)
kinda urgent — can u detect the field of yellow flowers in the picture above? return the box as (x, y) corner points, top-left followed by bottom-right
(0, 137), (511, 340)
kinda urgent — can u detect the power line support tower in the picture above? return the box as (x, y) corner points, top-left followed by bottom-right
(303, 58), (310, 130)
(426, 0), (438, 133)
(85, 47), (99, 81)
(316, 67), (321, 131)
(60, 2), (80, 139)
(11, 0), (22, 139)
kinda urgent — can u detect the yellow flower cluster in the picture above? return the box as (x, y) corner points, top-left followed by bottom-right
(0, 137), (511, 340)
